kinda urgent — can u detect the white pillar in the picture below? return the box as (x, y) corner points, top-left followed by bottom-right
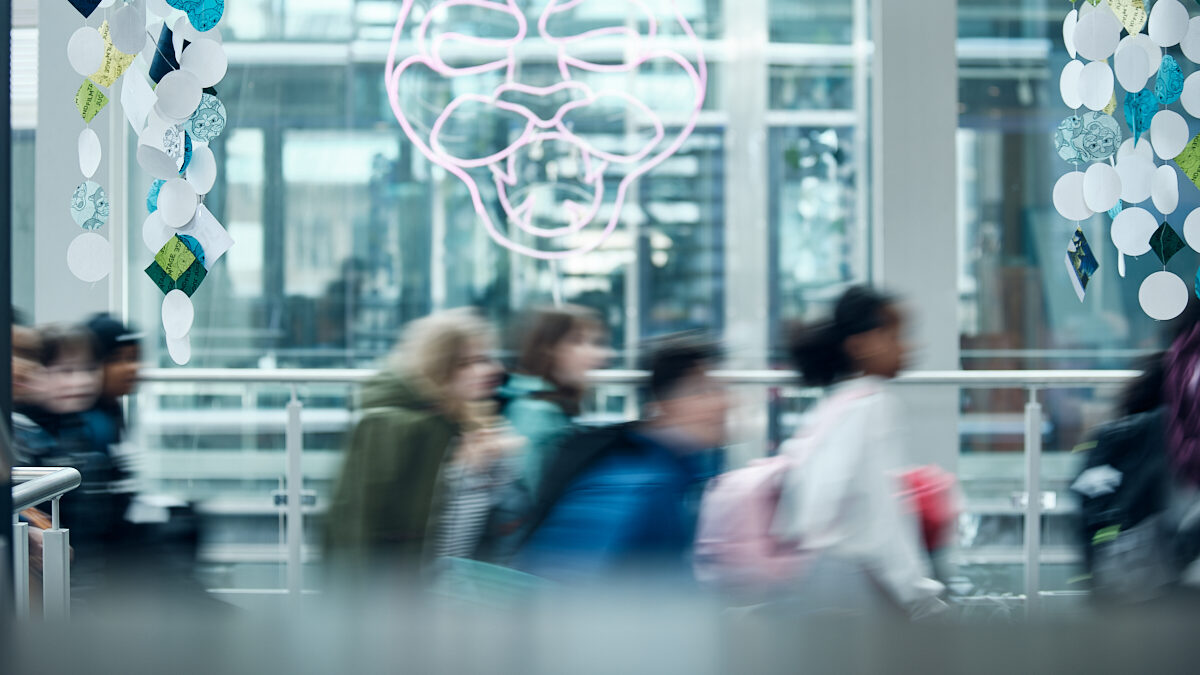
(34, 2), (113, 323)
(872, 0), (960, 470)
(722, 0), (770, 466)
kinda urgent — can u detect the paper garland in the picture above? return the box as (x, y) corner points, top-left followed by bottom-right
(65, 2), (232, 364)
(1056, 0), (1200, 320)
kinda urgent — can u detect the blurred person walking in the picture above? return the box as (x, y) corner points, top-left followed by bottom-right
(515, 335), (727, 583)
(11, 324), (135, 598)
(11, 310), (44, 412)
(1072, 300), (1200, 605)
(325, 309), (520, 578)
(82, 314), (142, 454)
(500, 305), (611, 496)
(770, 286), (944, 618)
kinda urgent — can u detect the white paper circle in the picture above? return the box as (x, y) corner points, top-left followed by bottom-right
(1151, 110), (1189, 160)
(1185, 208), (1200, 252)
(67, 27), (105, 77)
(1118, 251), (1127, 278)
(1054, 171), (1093, 221)
(1114, 38), (1151, 93)
(158, 178), (198, 228)
(1150, 0), (1191, 49)
(1060, 60), (1085, 109)
(185, 144), (217, 195)
(1117, 154), (1156, 204)
(141, 21), (162, 65)
(180, 39), (228, 88)
(1075, 6), (1123, 61)
(172, 15), (205, 52)
(1182, 17), (1200, 64)
(78, 128), (101, 179)
(1130, 32), (1164, 77)
(137, 144), (178, 181)
(1064, 9), (1078, 60)
(1140, 271), (1189, 321)
(1152, 165), (1180, 215)
(166, 334), (191, 366)
(109, 4), (148, 55)
(154, 70), (203, 122)
(1083, 162), (1122, 213)
(137, 121), (186, 180)
(148, 0), (174, 18)
(1184, 73), (1200, 119)
(162, 290), (195, 340)
(1118, 137), (1155, 163)
(142, 211), (173, 253)
(66, 232), (113, 283)
(1080, 61), (1115, 111)
(1111, 206), (1158, 256)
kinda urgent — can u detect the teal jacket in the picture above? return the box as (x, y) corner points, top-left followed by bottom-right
(500, 374), (572, 495)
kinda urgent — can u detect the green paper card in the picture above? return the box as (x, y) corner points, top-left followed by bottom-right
(1174, 134), (1200, 192)
(154, 236), (198, 281)
(75, 80), (108, 123)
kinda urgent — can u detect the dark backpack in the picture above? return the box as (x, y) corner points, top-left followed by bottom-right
(1072, 409), (1200, 603)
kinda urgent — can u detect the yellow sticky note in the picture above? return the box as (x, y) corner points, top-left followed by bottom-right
(75, 80), (109, 123)
(89, 21), (135, 89)
(1174, 134), (1200, 192)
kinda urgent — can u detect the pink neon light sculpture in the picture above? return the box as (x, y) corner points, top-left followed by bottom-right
(385, 0), (708, 259)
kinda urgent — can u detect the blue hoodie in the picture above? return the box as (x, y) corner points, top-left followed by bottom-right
(516, 424), (721, 583)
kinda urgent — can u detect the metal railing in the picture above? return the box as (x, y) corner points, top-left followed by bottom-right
(11, 466), (82, 620)
(137, 367), (1140, 615)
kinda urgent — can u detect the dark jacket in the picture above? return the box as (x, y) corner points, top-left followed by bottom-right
(516, 424), (721, 582)
(1073, 408), (1200, 602)
(13, 405), (133, 550)
(324, 372), (460, 570)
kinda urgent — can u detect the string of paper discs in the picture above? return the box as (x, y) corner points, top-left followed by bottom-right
(65, 0), (232, 364)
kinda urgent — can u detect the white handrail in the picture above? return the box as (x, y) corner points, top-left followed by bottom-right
(138, 367), (1141, 387)
(134, 367), (1137, 615)
(11, 467), (82, 620)
(11, 467), (81, 514)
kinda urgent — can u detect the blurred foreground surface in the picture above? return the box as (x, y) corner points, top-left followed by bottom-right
(8, 581), (1200, 674)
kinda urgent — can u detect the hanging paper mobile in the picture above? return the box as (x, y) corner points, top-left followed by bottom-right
(66, 0), (232, 364)
(1057, 0), (1200, 320)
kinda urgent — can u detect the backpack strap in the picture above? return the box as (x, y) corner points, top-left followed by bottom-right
(514, 422), (637, 547)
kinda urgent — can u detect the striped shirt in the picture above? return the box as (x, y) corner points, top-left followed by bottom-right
(435, 457), (518, 559)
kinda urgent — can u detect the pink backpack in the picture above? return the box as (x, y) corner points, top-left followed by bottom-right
(693, 453), (807, 591)
(693, 386), (873, 593)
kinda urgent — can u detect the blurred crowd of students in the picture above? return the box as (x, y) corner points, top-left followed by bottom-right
(9, 311), (208, 613)
(324, 288), (954, 618)
(12, 283), (1200, 621)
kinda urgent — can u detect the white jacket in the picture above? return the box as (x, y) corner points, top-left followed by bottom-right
(771, 376), (944, 612)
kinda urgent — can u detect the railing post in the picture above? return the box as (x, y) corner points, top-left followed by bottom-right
(13, 516), (29, 619)
(42, 498), (69, 620)
(1024, 387), (1043, 619)
(286, 386), (304, 601)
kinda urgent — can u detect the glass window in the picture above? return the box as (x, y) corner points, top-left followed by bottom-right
(768, 0), (856, 44)
(101, 0), (875, 591)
